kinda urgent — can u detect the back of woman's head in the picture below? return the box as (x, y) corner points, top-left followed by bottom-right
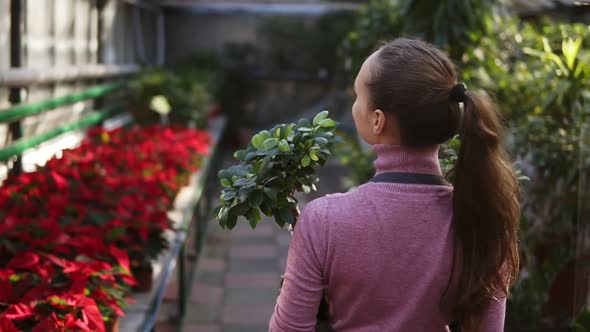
(368, 38), (520, 328)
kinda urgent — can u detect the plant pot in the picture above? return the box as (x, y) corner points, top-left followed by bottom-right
(105, 316), (119, 332)
(132, 263), (154, 293)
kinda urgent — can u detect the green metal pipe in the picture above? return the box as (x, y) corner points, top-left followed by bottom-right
(0, 82), (126, 123)
(0, 106), (122, 162)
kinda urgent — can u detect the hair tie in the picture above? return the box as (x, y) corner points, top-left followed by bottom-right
(449, 83), (467, 103)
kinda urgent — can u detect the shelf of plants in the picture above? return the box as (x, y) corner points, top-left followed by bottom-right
(119, 117), (225, 332)
(0, 117), (219, 332)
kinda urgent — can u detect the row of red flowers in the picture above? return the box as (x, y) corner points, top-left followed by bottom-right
(0, 125), (211, 331)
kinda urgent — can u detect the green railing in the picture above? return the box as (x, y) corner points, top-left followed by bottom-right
(0, 83), (127, 164)
(0, 83), (125, 123)
(0, 106), (122, 162)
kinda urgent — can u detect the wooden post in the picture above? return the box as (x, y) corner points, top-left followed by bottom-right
(95, 0), (108, 64)
(8, 0), (23, 175)
(95, 0), (109, 114)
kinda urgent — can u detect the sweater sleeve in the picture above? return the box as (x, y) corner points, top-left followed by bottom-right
(269, 198), (327, 332)
(464, 295), (506, 332)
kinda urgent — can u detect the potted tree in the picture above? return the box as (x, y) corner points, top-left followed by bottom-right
(212, 111), (339, 230)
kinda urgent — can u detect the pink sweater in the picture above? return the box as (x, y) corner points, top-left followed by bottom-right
(269, 144), (506, 332)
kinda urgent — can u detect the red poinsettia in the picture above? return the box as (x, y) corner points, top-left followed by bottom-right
(0, 124), (211, 331)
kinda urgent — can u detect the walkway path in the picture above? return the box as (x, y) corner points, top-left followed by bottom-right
(181, 214), (291, 332)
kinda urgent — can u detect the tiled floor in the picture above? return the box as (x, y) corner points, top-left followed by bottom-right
(178, 215), (291, 332)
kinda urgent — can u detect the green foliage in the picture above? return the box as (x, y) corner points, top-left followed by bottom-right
(340, 0), (497, 75)
(212, 111), (339, 229)
(130, 67), (214, 128)
(439, 135), (461, 178)
(460, 17), (590, 328)
(340, 0), (404, 75)
(334, 132), (375, 189)
(399, 0), (496, 59)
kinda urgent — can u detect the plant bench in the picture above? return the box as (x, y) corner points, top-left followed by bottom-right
(0, 82), (226, 331)
(120, 117), (225, 332)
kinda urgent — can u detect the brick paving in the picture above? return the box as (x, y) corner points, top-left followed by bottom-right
(179, 217), (290, 332)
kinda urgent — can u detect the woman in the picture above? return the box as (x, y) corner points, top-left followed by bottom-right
(269, 38), (520, 331)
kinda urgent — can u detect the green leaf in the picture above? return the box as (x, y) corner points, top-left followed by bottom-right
(219, 165), (250, 180)
(88, 212), (109, 226)
(248, 190), (264, 208)
(313, 137), (328, 145)
(251, 133), (266, 150)
(263, 187), (278, 201)
(210, 206), (223, 219)
(313, 111), (329, 126)
(220, 178), (231, 188)
(229, 202), (250, 216)
(301, 155), (311, 167)
(297, 118), (312, 127)
(233, 178), (247, 187)
(562, 37), (582, 71)
(279, 208), (295, 225)
(263, 138), (279, 150)
(310, 151), (319, 161)
(234, 150), (246, 161)
(260, 199), (273, 216)
(278, 140), (291, 152)
(105, 226), (126, 241)
(219, 208), (228, 228)
(238, 185), (255, 202)
(247, 208), (261, 229)
(318, 119), (336, 128)
(274, 213), (286, 228)
(285, 124), (295, 138)
(226, 214), (238, 230)
(221, 190), (236, 201)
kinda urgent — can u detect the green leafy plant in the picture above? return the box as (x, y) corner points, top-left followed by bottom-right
(212, 111), (339, 229)
(460, 16), (589, 328)
(340, 0), (498, 77)
(130, 67), (214, 128)
(334, 131), (376, 189)
(340, 0), (404, 76)
(399, 0), (497, 60)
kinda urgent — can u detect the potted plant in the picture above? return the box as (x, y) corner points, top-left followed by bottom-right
(212, 111), (339, 230)
(130, 68), (214, 128)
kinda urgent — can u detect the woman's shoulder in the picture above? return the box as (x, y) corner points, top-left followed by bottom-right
(300, 187), (367, 223)
(304, 188), (359, 210)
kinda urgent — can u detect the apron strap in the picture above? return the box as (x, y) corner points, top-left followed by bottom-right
(370, 172), (449, 186)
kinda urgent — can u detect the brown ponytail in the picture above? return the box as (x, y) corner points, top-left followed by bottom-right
(368, 38), (520, 328)
(451, 91), (520, 328)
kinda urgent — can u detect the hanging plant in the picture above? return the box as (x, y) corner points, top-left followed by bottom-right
(212, 111), (339, 230)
